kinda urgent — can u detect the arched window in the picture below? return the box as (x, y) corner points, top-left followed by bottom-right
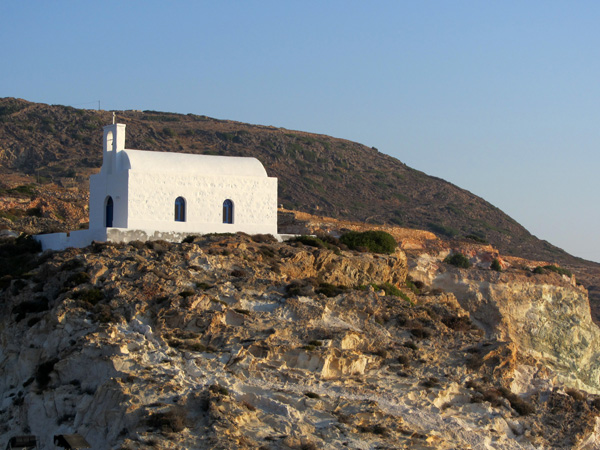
(174, 197), (186, 222)
(105, 196), (114, 227)
(223, 199), (233, 224)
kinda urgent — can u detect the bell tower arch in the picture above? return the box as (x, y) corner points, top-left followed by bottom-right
(102, 122), (126, 173)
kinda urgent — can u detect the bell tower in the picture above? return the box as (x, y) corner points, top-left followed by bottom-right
(102, 120), (126, 173)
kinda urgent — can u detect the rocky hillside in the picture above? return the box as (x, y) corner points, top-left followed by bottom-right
(4, 97), (600, 320)
(280, 209), (600, 326)
(1, 231), (600, 449)
(0, 96), (588, 266)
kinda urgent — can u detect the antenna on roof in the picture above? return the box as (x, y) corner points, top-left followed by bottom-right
(112, 112), (116, 124)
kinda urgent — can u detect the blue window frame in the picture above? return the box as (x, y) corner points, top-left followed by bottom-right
(175, 197), (186, 222)
(105, 196), (113, 227)
(223, 199), (233, 224)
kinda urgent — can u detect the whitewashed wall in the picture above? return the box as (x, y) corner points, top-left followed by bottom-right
(89, 171), (129, 229)
(126, 172), (277, 235)
(35, 229), (107, 251)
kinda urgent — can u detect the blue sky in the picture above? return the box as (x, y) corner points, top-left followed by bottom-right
(2, 1), (600, 262)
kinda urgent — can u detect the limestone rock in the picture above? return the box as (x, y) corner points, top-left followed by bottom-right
(411, 252), (600, 394)
(0, 233), (599, 449)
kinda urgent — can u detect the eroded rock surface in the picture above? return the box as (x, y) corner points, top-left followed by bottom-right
(410, 250), (600, 395)
(1, 233), (600, 449)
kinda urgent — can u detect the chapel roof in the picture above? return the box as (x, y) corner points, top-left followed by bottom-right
(118, 149), (268, 177)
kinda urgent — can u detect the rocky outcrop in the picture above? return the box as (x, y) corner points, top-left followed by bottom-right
(278, 208), (439, 251)
(1, 233), (600, 449)
(278, 247), (407, 287)
(410, 251), (600, 395)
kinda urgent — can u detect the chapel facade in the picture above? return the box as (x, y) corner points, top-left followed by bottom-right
(35, 123), (278, 250)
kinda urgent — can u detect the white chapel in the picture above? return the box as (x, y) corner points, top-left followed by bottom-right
(36, 122), (278, 250)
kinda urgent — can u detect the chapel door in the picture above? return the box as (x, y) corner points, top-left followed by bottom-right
(105, 196), (114, 227)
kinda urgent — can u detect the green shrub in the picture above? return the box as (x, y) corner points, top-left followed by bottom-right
(6, 184), (37, 197)
(0, 210), (19, 221)
(182, 235), (198, 244)
(498, 386), (535, 415)
(565, 388), (586, 402)
(216, 131), (240, 143)
(94, 304), (116, 323)
(316, 233), (341, 248)
(377, 282), (402, 297)
(231, 269), (247, 278)
(61, 259), (84, 271)
(490, 259), (502, 272)
(444, 253), (471, 268)
(258, 246), (276, 258)
(339, 230), (397, 254)
(369, 282), (412, 303)
(179, 290), (195, 298)
(67, 271), (91, 285)
(317, 283), (347, 297)
(441, 315), (472, 331)
(403, 341), (418, 350)
(73, 288), (104, 305)
(465, 234), (488, 244)
(532, 265), (573, 277)
(359, 424), (388, 436)
(0, 104), (23, 118)
(543, 265), (572, 277)
(398, 291), (413, 304)
(285, 279), (316, 297)
(148, 406), (188, 432)
(251, 234), (277, 243)
(421, 377), (440, 388)
(0, 235), (42, 280)
(209, 384), (229, 396)
(374, 348), (388, 358)
(162, 127), (176, 137)
(428, 222), (459, 238)
(293, 235), (329, 250)
(410, 328), (431, 339)
(397, 355), (410, 366)
(26, 207), (43, 217)
(405, 279), (421, 294)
